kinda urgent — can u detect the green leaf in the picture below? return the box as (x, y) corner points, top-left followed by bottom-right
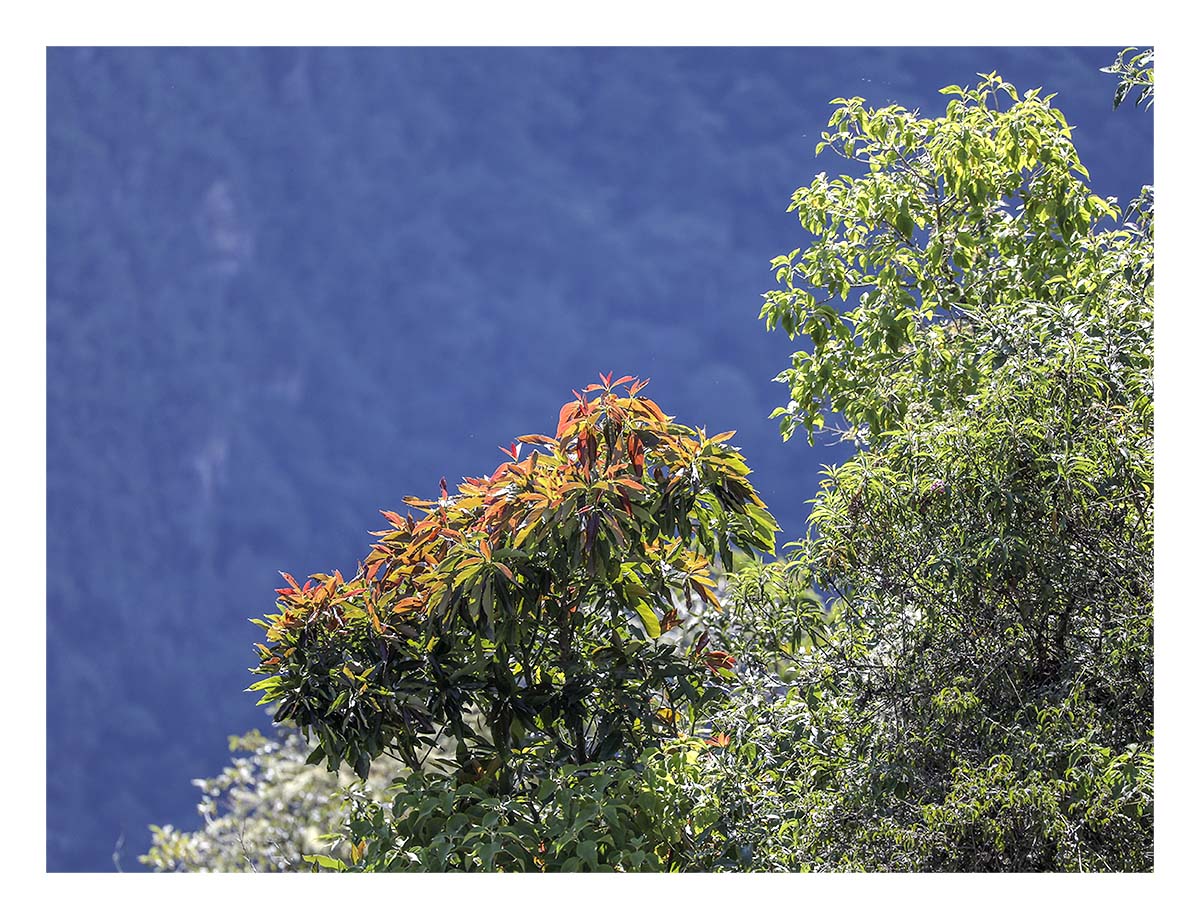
(304, 854), (348, 871)
(634, 599), (661, 640)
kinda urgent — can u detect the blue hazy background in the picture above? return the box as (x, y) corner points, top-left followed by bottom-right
(46, 47), (1152, 871)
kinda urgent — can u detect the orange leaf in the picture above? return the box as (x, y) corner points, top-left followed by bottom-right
(380, 510), (407, 527)
(627, 433), (645, 477)
(557, 401), (580, 437)
(393, 597), (423, 615)
(636, 398), (668, 422)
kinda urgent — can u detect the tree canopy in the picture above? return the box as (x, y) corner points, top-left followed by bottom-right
(701, 70), (1154, 871)
(249, 375), (775, 791)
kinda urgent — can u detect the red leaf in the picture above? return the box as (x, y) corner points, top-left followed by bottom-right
(627, 433), (645, 477)
(557, 401), (579, 437)
(380, 509), (407, 528)
(577, 427), (597, 477)
(704, 649), (737, 674)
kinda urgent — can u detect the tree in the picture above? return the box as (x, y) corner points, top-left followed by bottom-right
(761, 73), (1129, 444)
(700, 71), (1153, 870)
(246, 374), (776, 869)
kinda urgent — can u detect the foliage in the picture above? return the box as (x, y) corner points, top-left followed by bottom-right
(1101, 48), (1154, 110)
(711, 72), (1154, 871)
(316, 739), (722, 872)
(140, 727), (392, 872)
(760, 72), (1122, 443)
(146, 59), (1152, 874)
(249, 375), (777, 801)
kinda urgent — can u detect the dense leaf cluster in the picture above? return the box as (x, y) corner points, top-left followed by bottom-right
(761, 74), (1123, 442)
(328, 739), (721, 872)
(249, 375), (777, 795)
(693, 74), (1154, 871)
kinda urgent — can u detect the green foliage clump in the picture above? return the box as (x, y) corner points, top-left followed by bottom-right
(761, 73), (1124, 443)
(699, 72), (1154, 871)
(322, 739), (720, 872)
